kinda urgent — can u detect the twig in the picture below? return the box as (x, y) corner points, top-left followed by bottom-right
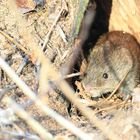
(0, 30), (30, 56)
(0, 108), (16, 125)
(95, 102), (124, 114)
(0, 84), (17, 101)
(120, 95), (132, 109)
(95, 95), (132, 114)
(42, 8), (64, 51)
(6, 97), (53, 140)
(0, 56), (28, 101)
(6, 1), (120, 139)
(0, 130), (40, 140)
(0, 57), (92, 140)
(56, 25), (68, 43)
(64, 72), (81, 79)
(106, 70), (130, 101)
(16, 56), (29, 75)
(54, 73), (120, 140)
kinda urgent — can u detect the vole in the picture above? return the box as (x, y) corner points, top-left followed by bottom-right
(82, 31), (140, 97)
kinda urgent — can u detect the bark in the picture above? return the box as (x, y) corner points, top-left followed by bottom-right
(109, 0), (140, 42)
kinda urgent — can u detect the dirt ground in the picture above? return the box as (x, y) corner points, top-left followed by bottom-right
(0, 0), (140, 140)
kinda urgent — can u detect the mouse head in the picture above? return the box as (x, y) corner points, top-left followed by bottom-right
(82, 39), (133, 97)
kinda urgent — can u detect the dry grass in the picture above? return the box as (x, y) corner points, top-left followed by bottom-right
(0, 0), (140, 140)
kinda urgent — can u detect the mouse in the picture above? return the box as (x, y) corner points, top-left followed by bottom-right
(81, 31), (140, 97)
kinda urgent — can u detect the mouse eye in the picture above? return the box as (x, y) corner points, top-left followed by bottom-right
(103, 73), (108, 79)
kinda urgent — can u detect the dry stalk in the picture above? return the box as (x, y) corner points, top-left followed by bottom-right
(95, 102), (124, 114)
(0, 30), (30, 56)
(0, 130), (40, 140)
(42, 8), (64, 51)
(56, 25), (68, 44)
(120, 95), (132, 109)
(4, 1), (120, 140)
(95, 95), (132, 114)
(6, 97), (53, 140)
(106, 70), (130, 101)
(0, 57), (92, 140)
(95, 95), (132, 115)
(0, 84), (16, 101)
(64, 72), (81, 79)
(38, 59), (49, 102)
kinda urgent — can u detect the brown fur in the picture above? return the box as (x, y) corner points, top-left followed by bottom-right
(82, 31), (140, 97)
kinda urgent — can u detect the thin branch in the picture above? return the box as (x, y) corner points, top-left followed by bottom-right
(106, 70), (130, 100)
(64, 72), (81, 79)
(0, 84), (17, 101)
(0, 57), (92, 140)
(42, 8), (64, 51)
(0, 30), (30, 56)
(0, 130), (40, 140)
(6, 1), (120, 139)
(6, 97), (53, 140)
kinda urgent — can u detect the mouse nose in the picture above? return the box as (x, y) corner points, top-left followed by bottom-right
(83, 83), (102, 97)
(82, 81), (93, 92)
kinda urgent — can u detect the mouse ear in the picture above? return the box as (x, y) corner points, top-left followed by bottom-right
(104, 40), (110, 47)
(103, 40), (114, 51)
(105, 40), (120, 52)
(102, 40), (115, 56)
(109, 47), (133, 74)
